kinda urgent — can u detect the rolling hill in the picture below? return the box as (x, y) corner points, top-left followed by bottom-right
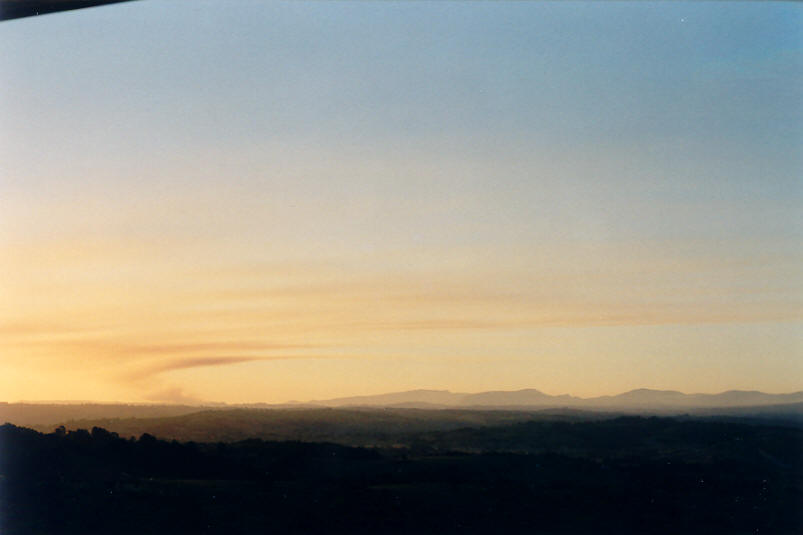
(309, 388), (803, 410)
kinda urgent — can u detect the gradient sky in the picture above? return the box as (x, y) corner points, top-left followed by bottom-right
(1, 1), (801, 404)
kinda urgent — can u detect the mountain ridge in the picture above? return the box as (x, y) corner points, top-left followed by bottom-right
(304, 388), (803, 410)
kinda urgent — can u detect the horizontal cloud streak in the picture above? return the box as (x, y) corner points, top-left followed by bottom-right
(119, 342), (315, 356)
(140, 356), (270, 376)
(123, 354), (363, 382)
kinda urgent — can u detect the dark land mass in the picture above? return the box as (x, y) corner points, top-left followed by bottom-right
(26, 407), (617, 445)
(0, 402), (207, 429)
(4, 388), (802, 440)
(12, 403), (802, 447)
(1, 414), (801, 534)
(0, 0), (137, 22)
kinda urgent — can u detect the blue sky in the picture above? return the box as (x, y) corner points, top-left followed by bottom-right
(1, 1), (800, 402)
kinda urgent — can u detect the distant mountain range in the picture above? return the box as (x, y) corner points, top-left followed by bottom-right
(4, 389), (802, 422)
(303, 388), (803, 411)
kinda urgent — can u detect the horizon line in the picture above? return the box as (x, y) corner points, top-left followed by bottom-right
(7, 386), (803, 407)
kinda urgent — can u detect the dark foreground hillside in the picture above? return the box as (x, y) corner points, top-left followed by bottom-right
(1, 418), (801, 534)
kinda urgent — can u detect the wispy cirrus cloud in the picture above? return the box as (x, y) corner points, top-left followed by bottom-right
(1, 335), (318, 357)
(117, 341), (314, 356)
(122, 354), (360, 382)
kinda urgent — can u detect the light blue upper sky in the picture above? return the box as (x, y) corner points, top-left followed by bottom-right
(2, 1), (800, 247)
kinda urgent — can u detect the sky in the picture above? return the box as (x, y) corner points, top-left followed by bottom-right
(1, 0), (801, 404)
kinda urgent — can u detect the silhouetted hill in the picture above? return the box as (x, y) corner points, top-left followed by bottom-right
(0, 402), (207, 428)
(21, 404), (803, 450)
(594, 389), (803, 409)
(463, 389), (580, 406)
(311, 389), (464, 407)
(4, 389), (800, 423)
(1, 418), (800, 534)
(28, 408), (592, 445)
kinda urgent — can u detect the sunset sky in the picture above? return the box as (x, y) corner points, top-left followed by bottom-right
(1, 1), (801, 404)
